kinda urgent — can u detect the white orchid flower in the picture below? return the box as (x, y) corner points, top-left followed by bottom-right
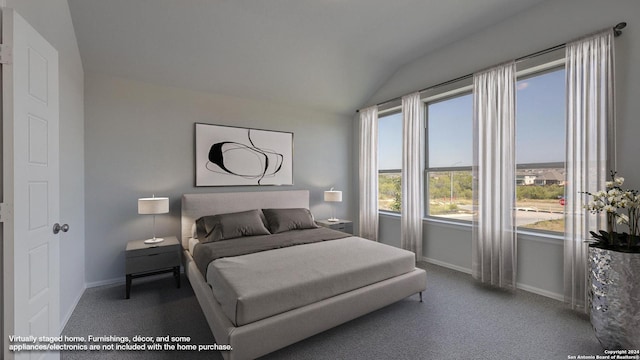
(617, 213), (629, 225)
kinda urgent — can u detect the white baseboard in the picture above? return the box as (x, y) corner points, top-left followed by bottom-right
(86, 277), (123, 288)
(420, 256), (564, 301)
(421, 256), (472, 274)
(60, 283), (86, 332)
(515, 283), (564, 302)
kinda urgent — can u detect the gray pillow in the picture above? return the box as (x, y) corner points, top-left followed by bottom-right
(262, 208), (318, 234)
(195, 209), (271, 243)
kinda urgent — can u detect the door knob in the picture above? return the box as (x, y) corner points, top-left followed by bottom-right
(53, 223), (70, 234)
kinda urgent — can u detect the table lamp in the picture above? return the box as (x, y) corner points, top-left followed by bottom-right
(324, 188), (342, 222)
(138, 196), (169, 244)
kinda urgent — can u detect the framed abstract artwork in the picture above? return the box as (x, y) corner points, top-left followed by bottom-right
(195, 123), (294, 186)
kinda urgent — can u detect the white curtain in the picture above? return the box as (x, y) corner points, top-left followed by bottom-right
(359, 105), (379, 241)
(564, 30), (615, 312)
(472, 62), (517, 289)
(401, 92), (424, 259)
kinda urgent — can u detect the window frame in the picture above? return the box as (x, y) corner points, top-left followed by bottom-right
(423, 88), (473, 223)
(513, 63), (567, 235)
(420, 56), (567, 236)
(374, 50), (568, 238)
(377, 108), (402, 214)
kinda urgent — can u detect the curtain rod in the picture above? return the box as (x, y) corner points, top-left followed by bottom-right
(357, 22), (627, 113)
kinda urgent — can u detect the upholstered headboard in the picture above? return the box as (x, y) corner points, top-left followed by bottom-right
(181, 190), (310, 248)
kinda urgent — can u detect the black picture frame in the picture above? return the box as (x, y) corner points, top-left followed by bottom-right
(195, 123), (294, 186)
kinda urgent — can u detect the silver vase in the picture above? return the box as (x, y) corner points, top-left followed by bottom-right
(588, 247), (640, 349)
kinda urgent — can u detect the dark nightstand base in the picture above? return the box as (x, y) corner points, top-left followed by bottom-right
(125, 266), (180, 299)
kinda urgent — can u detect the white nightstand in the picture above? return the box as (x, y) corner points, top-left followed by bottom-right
(125, 236), (181, 299)
(316, 219), (353, 235)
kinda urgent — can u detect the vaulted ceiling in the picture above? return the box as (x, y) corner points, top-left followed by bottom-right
(68, 0), (546, 115)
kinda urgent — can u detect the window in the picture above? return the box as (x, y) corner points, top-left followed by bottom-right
(375, 60), (566, 236)
(515, 68), (566, 233)
(426, 93), (473, 221)
(378, 111), (402, 212)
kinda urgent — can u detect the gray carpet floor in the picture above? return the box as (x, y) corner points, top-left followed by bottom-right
(62, 262), (604, 359)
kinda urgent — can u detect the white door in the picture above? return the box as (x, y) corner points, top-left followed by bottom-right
(2, 8), (60, 360)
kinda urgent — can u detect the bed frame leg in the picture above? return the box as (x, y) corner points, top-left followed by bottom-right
(419, 292), (423, 303)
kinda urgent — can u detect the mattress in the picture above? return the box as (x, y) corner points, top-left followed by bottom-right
(206, 236), (416, 326)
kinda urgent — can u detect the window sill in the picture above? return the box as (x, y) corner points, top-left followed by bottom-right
(379, 213), (473, 229)
(378, 211), (400, 218)
(378, 213), (564, 244)
(516, 229), (564, 245)
(424, 216), (472, 229)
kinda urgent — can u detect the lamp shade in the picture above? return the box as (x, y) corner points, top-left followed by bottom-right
(138, 197), (169, 215)
(324, 190), (342, 202)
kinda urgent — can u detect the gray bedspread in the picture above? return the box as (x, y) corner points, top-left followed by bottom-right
(206, 235), (417, 326)
(192, 227), (349, 276)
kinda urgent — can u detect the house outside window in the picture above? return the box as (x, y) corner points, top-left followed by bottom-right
(515, 67), (566, 233)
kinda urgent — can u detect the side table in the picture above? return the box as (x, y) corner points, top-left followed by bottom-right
(125, 236), (181, 299)
(316, 219), (353, 235)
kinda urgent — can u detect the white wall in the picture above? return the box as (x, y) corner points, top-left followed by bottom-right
(84, 73), (353, 285)
(5, 0), (85, 327)
(362, 0), (640, 298)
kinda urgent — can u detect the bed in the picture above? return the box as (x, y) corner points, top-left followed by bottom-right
(181, 190), (427, 360)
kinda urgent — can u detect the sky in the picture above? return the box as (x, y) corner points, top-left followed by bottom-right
(378, 68), (566, 169)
